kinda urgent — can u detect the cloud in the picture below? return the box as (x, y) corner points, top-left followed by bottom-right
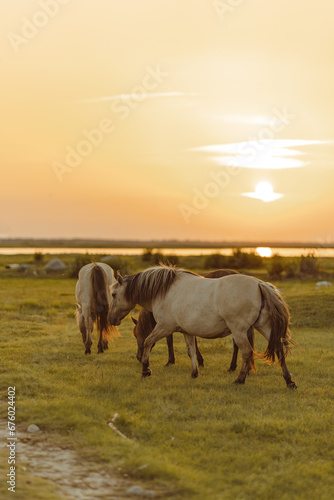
(193, 139), (333, 170)
(75, 92), (198, 104)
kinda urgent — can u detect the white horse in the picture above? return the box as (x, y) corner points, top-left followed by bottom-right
(75, 262), (119, 354)
(108, 265), (297, 388)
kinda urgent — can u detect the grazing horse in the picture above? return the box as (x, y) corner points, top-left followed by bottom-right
(75, 262), (119, 354)
(131, 269), (255, 372)
(108, 265), (297, 388)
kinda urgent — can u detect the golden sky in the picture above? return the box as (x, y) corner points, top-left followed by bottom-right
(1, 0), (334, 243)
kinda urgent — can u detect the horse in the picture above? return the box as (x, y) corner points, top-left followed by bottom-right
(75, 262), (119, 354)
(108, 265), (297, 388)
(131, 269), (255, 372)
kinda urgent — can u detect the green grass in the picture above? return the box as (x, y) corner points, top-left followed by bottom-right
(0, 270), (334, 499)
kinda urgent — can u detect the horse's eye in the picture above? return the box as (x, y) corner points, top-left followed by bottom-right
(112, 293), (116, 298)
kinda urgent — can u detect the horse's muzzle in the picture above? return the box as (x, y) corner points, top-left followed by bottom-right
(108, 314), (121, 326)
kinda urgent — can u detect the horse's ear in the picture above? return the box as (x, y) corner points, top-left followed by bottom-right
(116, 271), (124, 285)
(131, 316), (138, 325)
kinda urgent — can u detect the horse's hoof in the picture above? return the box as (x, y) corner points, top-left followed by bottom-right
(233, 378), (245, 385)
(85, 350), (91, 355)
(287, 381), (297, 389)
(228, 366), (237, 372)
(142, 369), (152, 377)
(97, 348), (104, 354)
(191, 371), (199, 379)
(164, 360), (175, 367)
(198, 360), (204, 368)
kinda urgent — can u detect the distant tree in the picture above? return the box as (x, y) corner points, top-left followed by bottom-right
(300, 254), (318, 276)
(142, 248), (153, 262)
(33, 252), (44, 264)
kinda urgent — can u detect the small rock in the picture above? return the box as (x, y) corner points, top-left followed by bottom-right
(27, 424), (40, 433)
(126, 485), (157, 497)
(45, 258), (66, 272)
(316, 281), (332, 287)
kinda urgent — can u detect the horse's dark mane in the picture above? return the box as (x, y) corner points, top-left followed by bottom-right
(124, 265), (200, 304)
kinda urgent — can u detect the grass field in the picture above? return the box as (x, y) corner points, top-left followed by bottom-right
(1, 257), (334, 499)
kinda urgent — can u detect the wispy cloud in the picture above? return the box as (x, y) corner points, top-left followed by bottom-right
(193, 139), (332, 170)
(75, 92), (198, 104)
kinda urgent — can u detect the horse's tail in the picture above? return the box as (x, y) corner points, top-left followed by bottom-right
(91, 264), (119, 341)
(257, 282), (295, 364)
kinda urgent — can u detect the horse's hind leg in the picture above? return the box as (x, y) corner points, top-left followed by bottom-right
(165, 334), (175, 366)
(97, 329), (104, 353)
(77, 311), (86, 345)
(255, 315), (296, 389)
(276, 348), (297, 389)
(184, 334), (199, 378)
(84, 310), (93, 354)
(195, 337), (204, 367)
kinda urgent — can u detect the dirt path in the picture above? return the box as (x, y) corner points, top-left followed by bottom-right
(1, 425), (162, 499)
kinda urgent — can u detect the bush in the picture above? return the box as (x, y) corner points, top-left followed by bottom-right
(33, 252), (44, 264)
(268, 254), (285, 279)
(300, 254), (318, 275)
(204, 253), (229, 269)
(69, 254), (93, 278)
(102, 256), (132, 276)
(284, 260), (300, 279)
(229, 248), (262, 269)
(205, 249), (262, 271)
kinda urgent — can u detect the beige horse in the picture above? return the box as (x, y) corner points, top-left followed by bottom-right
(108, 265), (297, 388)
(75, 262), (119, 354)
(131, 269), (255, 372)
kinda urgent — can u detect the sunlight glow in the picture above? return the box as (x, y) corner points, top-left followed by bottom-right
(213, 154), (304, 169)
(256, 247), (273, 257)
(242, 181), (283, 202)
(194, 139), (332, 170)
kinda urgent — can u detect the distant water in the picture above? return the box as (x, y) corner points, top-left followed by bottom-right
(1, 247), (334, 258)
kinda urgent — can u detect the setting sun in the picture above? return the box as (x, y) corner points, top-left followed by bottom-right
(256, 247), (273, 257)
(242, 182), (283, 203)
(256, 182), (275, 202)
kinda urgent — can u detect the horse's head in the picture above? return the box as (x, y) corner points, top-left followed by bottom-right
(108, 273), (134, 326)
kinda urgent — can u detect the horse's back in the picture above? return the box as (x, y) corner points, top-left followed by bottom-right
(76, 262), (115, 306)
(214, 274), (262, 319)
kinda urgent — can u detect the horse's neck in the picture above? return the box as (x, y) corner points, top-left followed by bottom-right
(136, 297), (153, 311)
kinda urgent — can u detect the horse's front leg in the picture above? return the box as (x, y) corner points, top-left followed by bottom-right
(142, 325), (171, 377)
(228, 340), (239, 372)
(195, 337), (204, 367)
(184, 334), (199, 378)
